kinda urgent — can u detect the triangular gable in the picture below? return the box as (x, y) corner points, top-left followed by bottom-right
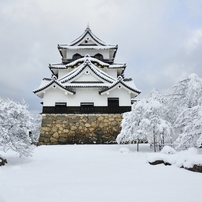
(99, 79), (141, 97)
(69, 27), (108, 46)
(33, 80), (75, 98)
(71, 66), (105, 83)
(59, 58), (116, 84)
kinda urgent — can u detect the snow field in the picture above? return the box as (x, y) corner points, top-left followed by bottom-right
(0, 144), (202, 202)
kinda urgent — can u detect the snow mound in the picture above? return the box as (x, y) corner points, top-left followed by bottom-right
(160, 146), (176, 154)
(147, 147), (202, 170)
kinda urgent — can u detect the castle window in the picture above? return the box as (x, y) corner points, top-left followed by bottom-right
(94, 53), (103, 61)
(55, 102), (67, 113)
(73, 53), (82, 60)
(80, 102), (94, 113)
(108, 98), (119, 106)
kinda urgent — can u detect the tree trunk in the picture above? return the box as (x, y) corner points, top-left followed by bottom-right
(153, 128), (156, 152)
(137, 139), (139, 152)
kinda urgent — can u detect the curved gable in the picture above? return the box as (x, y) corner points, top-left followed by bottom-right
(33, 80), (75, 98)
(99, 79), (141, 97)
(59, 58), (116, 84)
(69, 27), (108, 46)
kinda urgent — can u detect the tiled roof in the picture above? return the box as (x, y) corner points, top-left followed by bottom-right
(33, 80), (75, 94)
(50, 56), (110, 69)
(49, 56), (126, 71)
(58, 57), (116, 84)
(69, 26), (109, 46)
(58, 45), (118, 50)
(99, 79), (141, 95)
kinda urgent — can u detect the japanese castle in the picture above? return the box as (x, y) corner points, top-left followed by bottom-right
(34, 26), (140, 114)
(34, 26), (141, 145)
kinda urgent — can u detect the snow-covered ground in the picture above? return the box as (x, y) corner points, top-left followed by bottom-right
(0, 144), (202, 202)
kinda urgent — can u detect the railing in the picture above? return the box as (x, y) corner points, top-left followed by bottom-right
(42, 106), (131, 114)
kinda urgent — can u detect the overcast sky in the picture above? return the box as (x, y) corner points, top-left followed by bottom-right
(1, 0), (202, 114)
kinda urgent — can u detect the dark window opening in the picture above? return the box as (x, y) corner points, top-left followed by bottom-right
(55, 102), (67, 113)
(108, 98), (119, 106)
(94, 53), (103, 61)
(73, 53), (82, 60)
(80, 102), (94, 113)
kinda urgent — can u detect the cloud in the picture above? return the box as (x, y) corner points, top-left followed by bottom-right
(185, 29), (202, 53)
(0, 0), (202, 113)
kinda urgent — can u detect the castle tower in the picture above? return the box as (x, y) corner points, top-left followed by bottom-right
(34, 26), (141, 145)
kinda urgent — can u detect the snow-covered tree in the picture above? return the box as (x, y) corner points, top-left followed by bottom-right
(174, 106), (202, 149)
(117, 90), (174, 151)
(141, 92), (173, 151)
(0, 98), (35, 157)
(161, 73), (202, 125)
(117, 73), (202, 151)
(30, 114), (42, 145)
(166, 73), (202, 108)
(116, 100), (148, 151)
(163, 73), (202, 149)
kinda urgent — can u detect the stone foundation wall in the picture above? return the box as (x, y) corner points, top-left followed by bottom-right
(38, 114), (122, 145)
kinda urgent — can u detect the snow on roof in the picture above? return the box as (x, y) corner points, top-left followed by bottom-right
(99, 77), (141, 95)
(49, 56), (126, 71)
(33, 79), (75, 95)
(64, 56), (110, 67)
(34, 65), (140, 98)
(58, 45), (118, 50)
(68, 26), (109, 46)
(58, 56), (116, 84)
(64, 83), (110, 88)
(124, 79), (141, 92)
(49, 63), (66, 69)
(109, 63), (126, 69)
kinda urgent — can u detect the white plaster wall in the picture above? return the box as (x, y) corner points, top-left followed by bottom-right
(106, 88), (132, 106)
(43, 88), (107, 106)
(43, 87), (69, 106)
(68, 89), (106, 106)
(58, 67), (116, 83)
(74, 71), (101, 82)
(43, 86), (131, 107)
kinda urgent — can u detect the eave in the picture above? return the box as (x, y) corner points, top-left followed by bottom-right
(58, 45), (118, 51)
(33, 80), (75, 98)
(59, 58), (116, 84)
(68, 27), (108, 46)
(99, 79), (141, 97)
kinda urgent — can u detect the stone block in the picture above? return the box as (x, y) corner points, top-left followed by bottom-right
(39, 114), (123, 145)
(43, 137), (50, 143)
(58, 137), (67, 144)
(50, 137), (58, 143)
(60, 133), (68, 138)
(53, 132), (59, 138)
(85, 123), (91, 127)
(70, 125), (77, 130)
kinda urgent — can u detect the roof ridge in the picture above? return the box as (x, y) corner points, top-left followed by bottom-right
(58, 58), (116, 84)
(68, 27), (108, 46)
(99, 79), (141, 95)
